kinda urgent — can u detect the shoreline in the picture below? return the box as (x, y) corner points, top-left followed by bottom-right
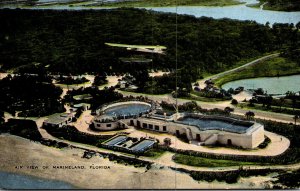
(0, 134), (276, 189)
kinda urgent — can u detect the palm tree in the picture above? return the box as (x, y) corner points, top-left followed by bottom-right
(293, 115), (299, 125)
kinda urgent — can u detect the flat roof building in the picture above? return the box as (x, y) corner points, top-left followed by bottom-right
(43, 113), (73, 128)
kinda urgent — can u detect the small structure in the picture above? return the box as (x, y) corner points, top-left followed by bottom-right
(102, 135), (156, 153)
(43, 113), (73, 128)
(93, 115), (119, 131)
(130, 139), (156, 153)
(72, 103), (90, 111)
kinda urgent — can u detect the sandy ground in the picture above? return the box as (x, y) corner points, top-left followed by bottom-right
(232, 91), (253, 102)
(0, 72), (8, 80)
(0, 134), (277, 189)
(99, 75), (122, 90)
(3, 112), (13, 122)
(149, 71), (170, 77)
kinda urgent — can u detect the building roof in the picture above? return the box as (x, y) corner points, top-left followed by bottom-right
(94, 114), (117, 123)
(44, 113), (73, 125)
(73, 103), (91, 108)
(73, 94), (93, 101)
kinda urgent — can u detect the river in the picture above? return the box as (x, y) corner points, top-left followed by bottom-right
(149, 5), (299, 25)
(0, 0), (299, 25)
(222, 74), (300, 95)
(0, 171), (75, 189)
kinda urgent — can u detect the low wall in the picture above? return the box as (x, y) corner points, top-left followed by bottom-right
(93, 121), (119, 131)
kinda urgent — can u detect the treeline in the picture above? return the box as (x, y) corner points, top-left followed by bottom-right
(0, 119), (42, 141)
(0, 74), (64, 117)
(0, 8), (298, 81)
(43, 125), (114, 146)
(260, 0), (300, 11)
(172, 167), (281, 184)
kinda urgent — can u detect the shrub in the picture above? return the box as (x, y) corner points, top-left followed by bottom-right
(231, 99), (238, 105)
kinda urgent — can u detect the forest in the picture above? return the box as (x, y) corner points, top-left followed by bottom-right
(0, 74), (64, 117)
(259, 0), (300, 11)
(0, 9), (298, 80)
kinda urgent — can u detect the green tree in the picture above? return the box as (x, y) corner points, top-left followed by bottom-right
(245, 111), (255, 120)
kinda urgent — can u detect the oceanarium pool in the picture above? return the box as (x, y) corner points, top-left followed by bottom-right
(103, 102), (151, 117)
(178, 117), (251, 134)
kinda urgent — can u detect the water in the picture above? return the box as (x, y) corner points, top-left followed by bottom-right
(178, 117), (250, 133)
(1, 0), (299, 25)
(222, 74), (300, 95)
(0, 171), (75, 189)
(149, 4), (300, 25)
(104, 103), (151, 117)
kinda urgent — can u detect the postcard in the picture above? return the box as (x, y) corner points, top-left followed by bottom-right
(0, 0), (299, 189)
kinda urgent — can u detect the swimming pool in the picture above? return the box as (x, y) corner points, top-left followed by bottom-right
(178, 117), (251, 134)
(103, 102), (151, 117)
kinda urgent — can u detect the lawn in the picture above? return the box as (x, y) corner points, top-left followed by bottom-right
(189, 91), (231, 102)
(214, 57), (300, 87)
(173, 153), (266, 167)
(143, 148), (166, 158)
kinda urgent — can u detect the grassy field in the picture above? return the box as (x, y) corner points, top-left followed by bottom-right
(85, 0), (243, 7)
(143, 148), (166, 158)
(184, 93), (230, 102)
(173, 153), (265, 167)
(214, 57), (300, 87)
